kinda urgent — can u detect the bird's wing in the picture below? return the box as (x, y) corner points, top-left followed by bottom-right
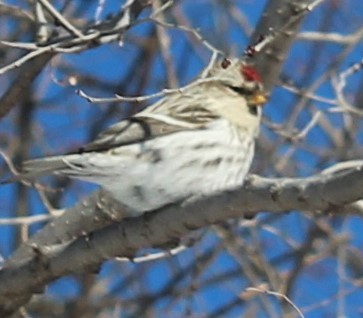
(2, 87), (223, 183)
(80, 93), (218, 153)
(79, 117), (187, 153)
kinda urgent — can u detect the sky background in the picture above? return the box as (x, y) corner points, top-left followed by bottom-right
(1, 0), (363, 317)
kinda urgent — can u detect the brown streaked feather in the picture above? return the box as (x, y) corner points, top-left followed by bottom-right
(79, 117), (194, 153)
(79, 94), (218, 153)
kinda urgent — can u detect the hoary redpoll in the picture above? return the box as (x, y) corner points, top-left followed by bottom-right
(17, 58), (267, 216)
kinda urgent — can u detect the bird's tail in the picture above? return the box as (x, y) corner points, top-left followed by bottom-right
(2, 154), (82, 184)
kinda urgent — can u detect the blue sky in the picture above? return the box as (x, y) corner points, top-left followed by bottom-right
(1, 0), (363, 316)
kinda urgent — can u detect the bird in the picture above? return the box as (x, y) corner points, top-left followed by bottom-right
(12, 58), (267, 216)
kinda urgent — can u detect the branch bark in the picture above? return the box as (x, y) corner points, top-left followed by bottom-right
(1, 162), (363, 316)
(247, 0), (317, 91)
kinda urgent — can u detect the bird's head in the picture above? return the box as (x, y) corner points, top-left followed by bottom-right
(207, 58), (268, 108)
(205, 58), (267, 135)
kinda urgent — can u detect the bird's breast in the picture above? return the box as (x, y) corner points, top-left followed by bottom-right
(102, 120), (255, 214)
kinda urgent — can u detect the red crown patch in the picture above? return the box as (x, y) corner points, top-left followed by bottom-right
(241, 65), (261, 82)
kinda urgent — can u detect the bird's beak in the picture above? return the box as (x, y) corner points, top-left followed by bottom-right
(248, 91), (268, 106)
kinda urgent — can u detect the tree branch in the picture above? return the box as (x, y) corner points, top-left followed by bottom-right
(247, 0), (323, 91)
(1, 162), (363, 316)
(0, 0), (151, 118)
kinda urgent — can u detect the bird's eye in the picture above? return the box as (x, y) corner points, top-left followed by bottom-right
(221, 58), (231, 69)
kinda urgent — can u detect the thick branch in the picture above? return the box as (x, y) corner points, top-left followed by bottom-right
(0, 54), (53, 118)
(247, 0), (314, 90)
(1, 163), (363, 316)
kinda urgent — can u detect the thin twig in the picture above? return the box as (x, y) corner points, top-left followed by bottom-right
(36, 0), (84, 38)
(77, 75), (233, 104)
(246, 287), (305, 318)
(116, 245), (188, 263)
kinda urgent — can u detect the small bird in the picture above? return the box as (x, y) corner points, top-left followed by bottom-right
(16, 58), (267, 216)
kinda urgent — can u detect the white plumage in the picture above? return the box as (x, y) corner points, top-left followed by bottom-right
(19, 58), (267, 216)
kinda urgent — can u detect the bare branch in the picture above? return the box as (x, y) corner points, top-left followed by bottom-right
(247, 0), (326, 90)
(2, 161), (363, 315)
